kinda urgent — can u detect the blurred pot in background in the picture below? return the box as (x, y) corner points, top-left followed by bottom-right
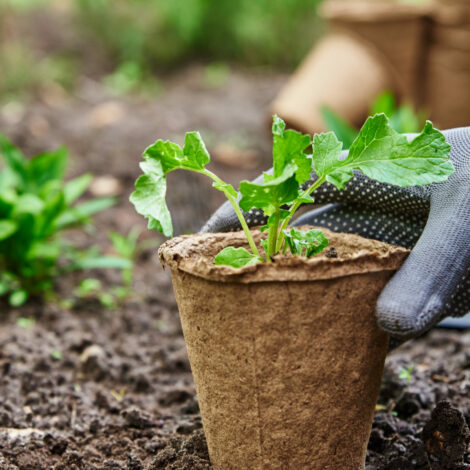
(272, 0), (470, 132)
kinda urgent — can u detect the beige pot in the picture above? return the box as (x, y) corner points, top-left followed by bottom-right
(271, 1), (430, 134)
(270, 33), (392, 134)
(159, 228), (408, 470)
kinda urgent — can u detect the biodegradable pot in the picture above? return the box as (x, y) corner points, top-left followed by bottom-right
(159, 228), (409, 470)
(271, 1), (430, 134)
(269, 33), (392, 134)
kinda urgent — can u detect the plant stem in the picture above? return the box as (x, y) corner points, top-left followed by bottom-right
(200, 169), (261, 258)
(266, 207), (279, 262)
(275, 176), (326, 252)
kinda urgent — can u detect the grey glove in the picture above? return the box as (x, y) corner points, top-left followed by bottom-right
(201, 126), (470, 340)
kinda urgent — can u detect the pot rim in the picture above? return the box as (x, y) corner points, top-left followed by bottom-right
(321, 1), (433, 23)
(158, 227), (409, 284)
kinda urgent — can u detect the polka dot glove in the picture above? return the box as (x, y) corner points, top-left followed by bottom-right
(201, 126), (470, 340)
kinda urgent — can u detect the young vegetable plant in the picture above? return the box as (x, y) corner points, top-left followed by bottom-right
(130, 114), (453, 267)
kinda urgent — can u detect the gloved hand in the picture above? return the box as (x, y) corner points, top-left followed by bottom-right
(201, 126), (470, 340)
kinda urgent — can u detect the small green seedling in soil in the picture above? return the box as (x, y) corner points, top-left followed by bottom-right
(130, 114), (453, 268)
(109, 227), (140, 289)
(398, 365), (415, 384)
(110, 387), (127, 402)
(50, 349), (63, 360)
(74, 278), (117, 309)
(16, 316), (35, 329)
(70, 228), (142, 310)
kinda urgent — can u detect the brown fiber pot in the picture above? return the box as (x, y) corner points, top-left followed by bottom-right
(159, 228), (409, 470)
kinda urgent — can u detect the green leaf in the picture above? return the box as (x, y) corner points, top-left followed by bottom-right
(390, 106), (422, 134)
(99, 292), (116, 308)
(12, 194), (45, 215)
(64, 173), (93, 204)
(0, 135), (28, 187)
(213, 181), (237, 198)
(0, 281), (9, 296)
(129, 158), (173, 236)
(72, 197), (115, 216)
(260, 209), (290, 232)
(239, 165), (299, 216)
(272, 115), (312, 184)
(261, 238), (269, 254)
(321, 106), (358, 150)
(315, 114), (453, 190)
(35, 189), (66, 238)
(283, 228), (329, 257)
(78, 278), (102, 295)
(296, 194), (315, 204)
(214, 246), (261, 268)
(56, 196), (115, 228)
(370, 91), (396, 117)
(144, 131), (210, 175)
(50, 350), (63, 360)
(27, 241), (61, 260)
(346, 115), (453, 187)
(398, 365), (414, 383)
(312, 132), (349, 189)
(17, 316), (35, 328)
(27, 148), (67, 192)
(0, 167), (19, 193)
(130, 132), (212, 237)
(0, 220), (17, 240)
(109, 229), (139, 259)
(9, 290), (29, 307)
(182, 131), (211, 170)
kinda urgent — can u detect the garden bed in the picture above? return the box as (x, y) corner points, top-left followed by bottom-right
(0, 67), (469, 470)
(1, 273), (470, 469)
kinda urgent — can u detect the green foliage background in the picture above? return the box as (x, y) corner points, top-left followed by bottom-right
(75, 0), (324, 69)
(0, 0), (324, 100)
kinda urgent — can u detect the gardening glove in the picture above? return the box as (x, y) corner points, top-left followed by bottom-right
(200, 126), (470, 340)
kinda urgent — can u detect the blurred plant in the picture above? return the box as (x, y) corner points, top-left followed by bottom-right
(398, 365), (414, 384)
(0, 42), (77, 103)
(74, 0), (324, 70)
(321, 107), (358, 150)
(322, 91), (428, 149)
(16, 316), (35, 328)
(50, 349), (63, 360)
(0, 136), (131, 306)
(110, 387), (126, 402)
(203, 62), (230, 88)
(370, 91), (426, 134)
(108, 228), (140, 289)
(73, 277), (116, 309)
(0, 0), (49, 13)
(72, 228), (142, 308)
(103, 61), (161, 97)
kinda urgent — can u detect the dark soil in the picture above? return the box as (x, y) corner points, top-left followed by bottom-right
(1, 294), (470, 470)
(0, 64), (469, 469)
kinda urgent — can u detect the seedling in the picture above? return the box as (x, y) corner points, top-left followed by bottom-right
(110, 387), (127, 402)
(16, 316), (35, 329)
(399, 365), (415, 384)
(109, 228), (140, 288)
(74, 278), (117, 309)
(131, 114), (453, 268)
(50, 350), (63, 360)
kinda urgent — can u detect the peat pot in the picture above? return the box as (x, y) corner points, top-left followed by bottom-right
(159, 228), (409, 470)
